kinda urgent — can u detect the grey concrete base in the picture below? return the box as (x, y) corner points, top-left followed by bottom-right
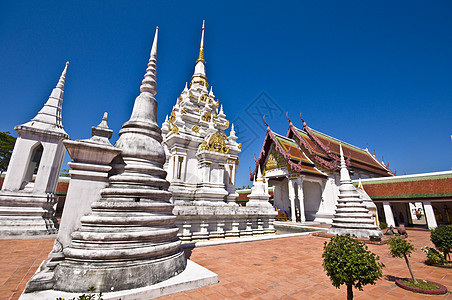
(19, 259), (218, 300)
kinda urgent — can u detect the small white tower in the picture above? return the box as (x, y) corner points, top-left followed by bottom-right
(328, 145), (383, 239)
(0, 62), (70, 235)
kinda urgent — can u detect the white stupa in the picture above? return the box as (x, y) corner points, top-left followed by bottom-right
(328, 145), (383, 239)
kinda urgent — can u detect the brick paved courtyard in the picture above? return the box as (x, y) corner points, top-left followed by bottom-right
(1, 228), (451, 299)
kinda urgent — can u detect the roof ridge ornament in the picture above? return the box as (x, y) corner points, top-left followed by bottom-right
(263, 115), (269, 130)
(299, 112), (307, 129)
(286, 112), (293, 126)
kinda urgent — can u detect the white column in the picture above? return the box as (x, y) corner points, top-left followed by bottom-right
(273, 184), (280, 209)
(297, 179), (306, 222)
(423, 201), (438, 229)
(288, 179), (296, 222)
(383, 201), (395, 227)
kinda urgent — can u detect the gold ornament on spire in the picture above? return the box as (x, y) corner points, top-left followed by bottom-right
(197, 20), (205, 63)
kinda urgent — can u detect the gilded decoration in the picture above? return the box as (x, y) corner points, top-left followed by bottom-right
(192, 125), (199, 133)
(168, 110), (176, 124)
(195, 107), (200, 112)
(265, 153), (278, 170)
(200, 132), (230, 154)
(181, 107), (187, 114)
(219, 120), (229, 129)
(201, 111), (211, 122)
(200, 94), (208, 102)
(171, 125), (179, 134)
(238, 143), (242, 149)
(178, 97), (182, 104)
(266, 148), (287, 170)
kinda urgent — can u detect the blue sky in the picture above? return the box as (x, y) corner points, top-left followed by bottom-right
(1, 1), (451, 187)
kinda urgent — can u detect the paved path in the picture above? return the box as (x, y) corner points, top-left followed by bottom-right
(1, 228), (451, 299)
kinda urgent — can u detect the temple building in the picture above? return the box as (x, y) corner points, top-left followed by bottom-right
(161, 22), (275, 240)
(252, 115), (393, 224)
(355, 170), (452, 229)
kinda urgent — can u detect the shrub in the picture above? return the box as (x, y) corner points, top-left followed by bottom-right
(323, 234), (384, 300)
(430, 225), (452, 261)
(422, 246), (445, 265)
(379, 222), (387, 230)
(388, 237), (417, 283)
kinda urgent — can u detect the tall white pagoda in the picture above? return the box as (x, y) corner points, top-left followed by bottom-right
(162, 22), (275, 240)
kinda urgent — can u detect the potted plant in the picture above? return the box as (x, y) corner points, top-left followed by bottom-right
(427, 225), (452, 267)
(388, 237), (447, 294)
(322, 234), (384, 300)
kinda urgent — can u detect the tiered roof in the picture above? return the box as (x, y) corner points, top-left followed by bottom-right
(252, 122), (326, 180)
(252, 115), (393, 180)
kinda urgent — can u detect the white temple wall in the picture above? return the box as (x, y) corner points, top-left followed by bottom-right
(302, 180), (322, 221)
(273, 179), (291, 216)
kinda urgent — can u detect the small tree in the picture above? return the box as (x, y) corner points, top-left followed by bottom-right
(0, 131), (16, 174)
(388, 237), (416, 283)
(323, 234), (385, 300)
(430, 225), (452, 261)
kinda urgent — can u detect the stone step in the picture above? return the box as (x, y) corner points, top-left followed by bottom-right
(330, 222), (378, 229)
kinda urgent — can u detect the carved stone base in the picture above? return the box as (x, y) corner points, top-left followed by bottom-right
(53, 250), (186, 293)
(0, 192), (58, 236)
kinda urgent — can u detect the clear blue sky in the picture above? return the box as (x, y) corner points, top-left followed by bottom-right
(1, 1), (451, 187)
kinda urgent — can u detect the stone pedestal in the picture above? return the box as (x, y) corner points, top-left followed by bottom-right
(24, 114), (122, 293)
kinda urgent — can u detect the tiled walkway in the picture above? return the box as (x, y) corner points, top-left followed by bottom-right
(1, 229), (451, 299)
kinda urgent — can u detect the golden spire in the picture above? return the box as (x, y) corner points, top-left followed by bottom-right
(197, 20), (205, 63)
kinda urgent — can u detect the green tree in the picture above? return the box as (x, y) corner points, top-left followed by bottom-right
(388, 237), (417, 283)
(430, 225), (452, 261)
(322, 234), (385, 300)
(0, 131), (16, 173)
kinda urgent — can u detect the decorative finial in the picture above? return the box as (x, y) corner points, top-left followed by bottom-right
(366, 143), (369, 150)
(56, 61), (69, 90)
(339, 144), (351, 182)
(263, 115), (269, 128)
(286, 112), (292, 125)
(197, 20), (205, 63)
(256, 165), (263, 182)
(299, 112), (307, 128)
(183, 82), (188, 92)
(219, 104), (224, 115)
(140, 27), (158, 95)
(96, 112), (109, 128)
(358, 177), (364, 189)
(209, 86), (214, 97)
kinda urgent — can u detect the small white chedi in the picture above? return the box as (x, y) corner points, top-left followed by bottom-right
(162, 21), (276, 240)
(0, 62), (70, 235)
(328, 145), (383, 239)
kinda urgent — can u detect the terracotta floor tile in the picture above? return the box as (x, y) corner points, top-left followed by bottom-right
(3, 229), (452, 300)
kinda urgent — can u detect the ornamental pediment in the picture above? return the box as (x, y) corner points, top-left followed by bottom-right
(199, 132), (230, 154)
